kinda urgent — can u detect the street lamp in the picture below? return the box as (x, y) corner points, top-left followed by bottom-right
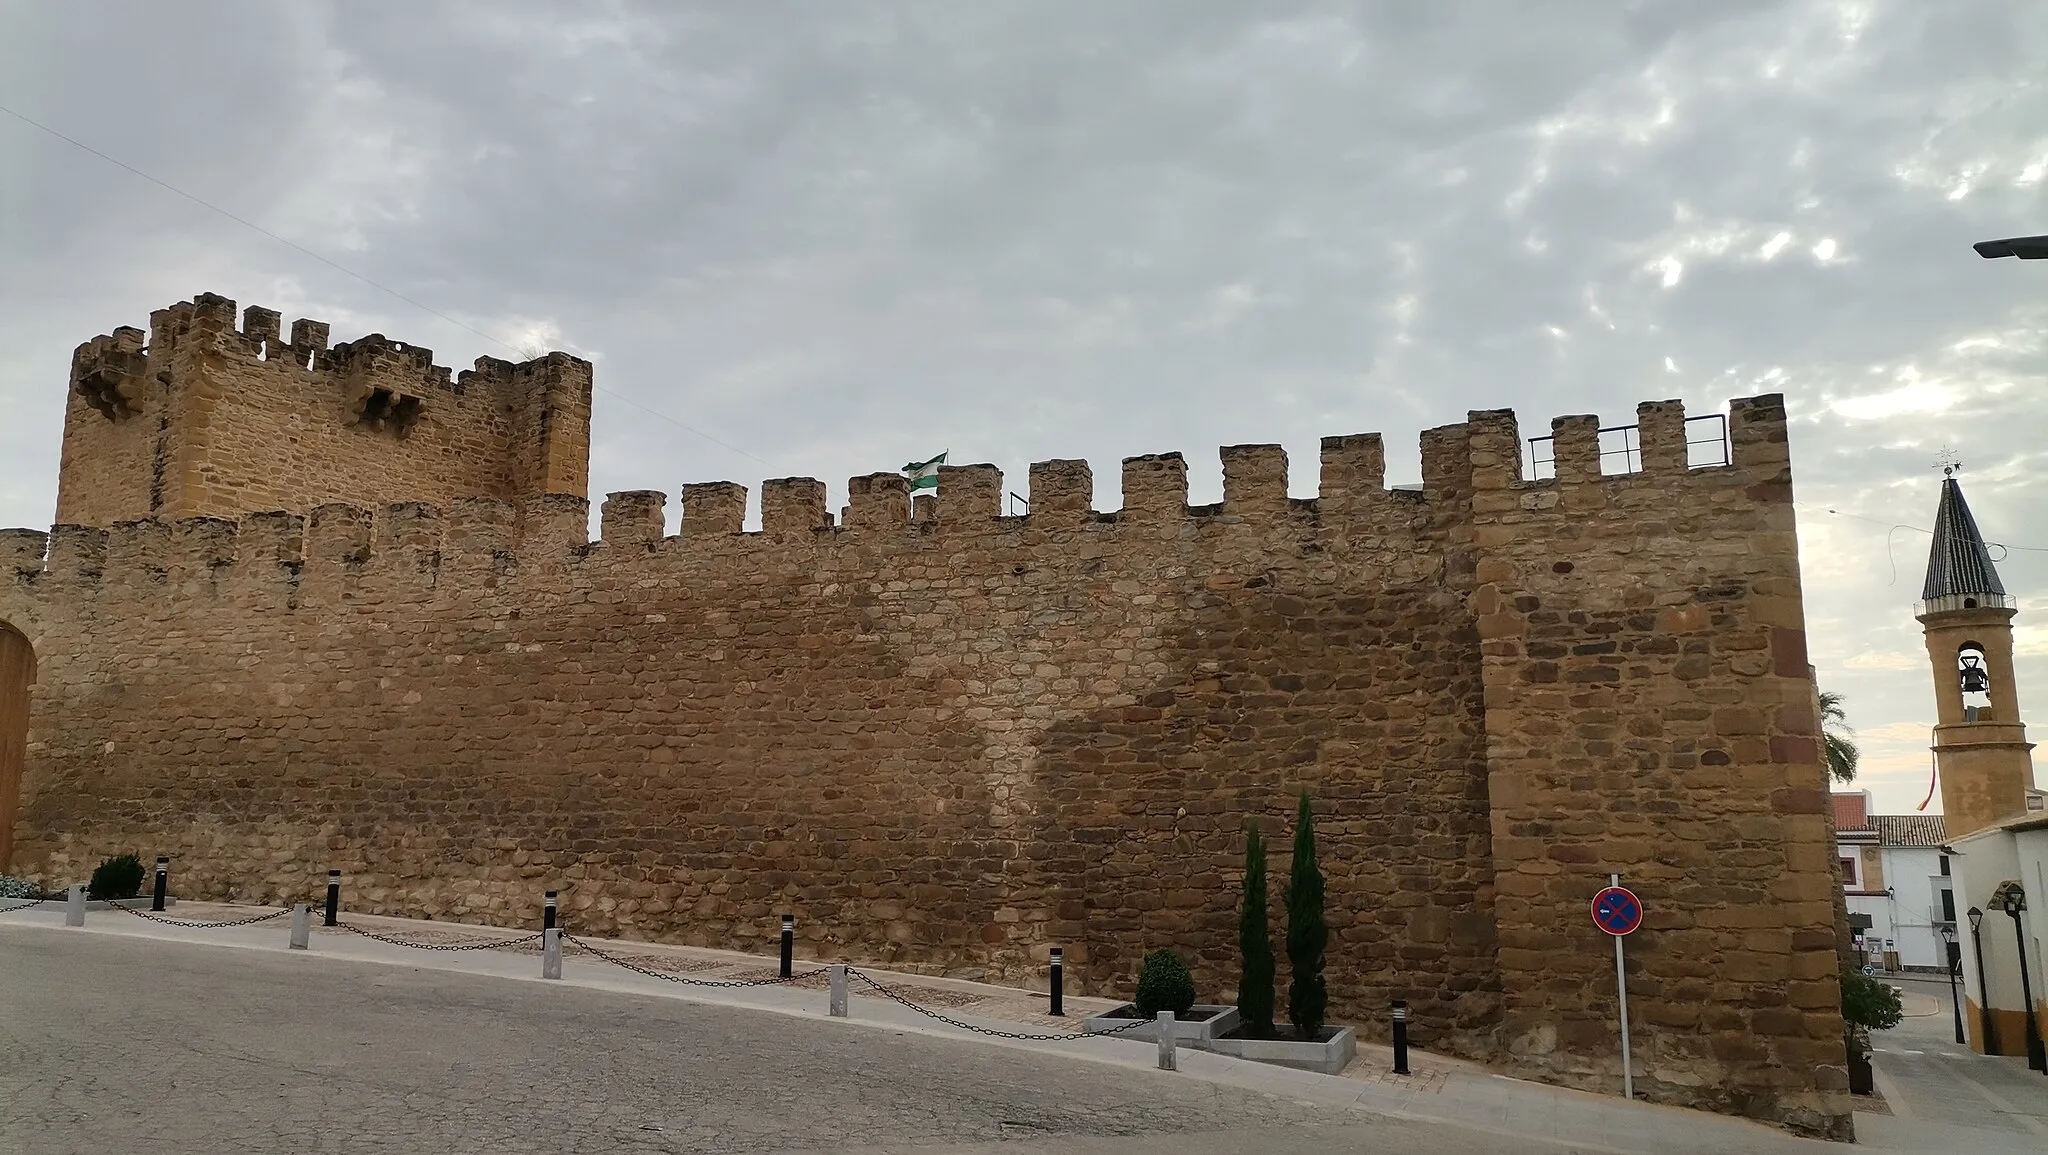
(1940, 923), (1966, 1045)
(1994, 884), (2047, 1072)
(1974, 235), (2048, 259)
(1969, 906), (1998, 1054)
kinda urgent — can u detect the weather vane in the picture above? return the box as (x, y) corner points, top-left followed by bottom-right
(1936, 447), (1962, 478)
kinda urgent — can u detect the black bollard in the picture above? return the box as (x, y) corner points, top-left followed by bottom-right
(1049, 947), (1065, 1017)
(780, 914), (795, 978)
(151, 857), (168, 912)
(1392, 1000), (1410, 1075)
(324, 870), (340, 927)
(544, 890), (558, 932)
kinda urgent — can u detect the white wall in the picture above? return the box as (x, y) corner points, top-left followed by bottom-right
(1953, 829), (2030, 1052)
(2022, 830), (2048, 1029)
(1845, 893), (1892, 966)
(1879, 846), (1952, 970)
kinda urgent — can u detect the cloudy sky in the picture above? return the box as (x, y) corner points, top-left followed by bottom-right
(3, 1), (2044, 814)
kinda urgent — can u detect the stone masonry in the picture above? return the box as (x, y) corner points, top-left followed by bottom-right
(0, 295), (1851, 1139)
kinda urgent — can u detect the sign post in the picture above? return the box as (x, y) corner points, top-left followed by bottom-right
(1591, 874), (1643, 1100)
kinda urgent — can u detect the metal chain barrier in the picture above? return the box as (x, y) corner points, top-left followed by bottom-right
(111, 901), (299, 928)
(331, 921), (545, 952)
(17, 876), (1137, 1047)
(565, 934), (830, 988)
(845, 968), (1149, 1042)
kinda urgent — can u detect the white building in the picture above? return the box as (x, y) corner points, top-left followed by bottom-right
(1952, 811), (2048, 1064)
(1833, 793), (1955, 972)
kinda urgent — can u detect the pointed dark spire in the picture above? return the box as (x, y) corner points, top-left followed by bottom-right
(1921, 476), (2008, 601)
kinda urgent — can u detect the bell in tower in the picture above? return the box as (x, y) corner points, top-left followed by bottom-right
(1959, 648), (1991, 696)
(1915, 464), (2036, 838)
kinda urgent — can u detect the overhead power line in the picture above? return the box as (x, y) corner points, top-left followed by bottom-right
(1819, 505), (2048, 587)
(1821, 507), (2048, 554)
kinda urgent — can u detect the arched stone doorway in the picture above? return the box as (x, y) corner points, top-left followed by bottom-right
(0, 623), (32, 873)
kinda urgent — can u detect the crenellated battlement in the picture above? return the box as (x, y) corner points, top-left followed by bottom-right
(9, 393), (1788, 605)
(57, 291), (1765, 546)
(1507, 396), (1781, 488)
(73, 292), (589, 402)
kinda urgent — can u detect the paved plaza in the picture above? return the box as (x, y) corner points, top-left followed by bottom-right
(1, 905), (2044, 1153)
(0, 925), (1499, 1155)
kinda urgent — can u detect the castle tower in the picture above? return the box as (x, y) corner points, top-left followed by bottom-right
(53, 293), (592, 527)
(1917, 471), (2037, 838)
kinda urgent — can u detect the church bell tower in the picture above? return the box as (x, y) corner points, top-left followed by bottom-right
(1916, 469), (2037, 838)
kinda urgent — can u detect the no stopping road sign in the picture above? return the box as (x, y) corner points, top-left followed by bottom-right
(1592, 886), (1643, 936)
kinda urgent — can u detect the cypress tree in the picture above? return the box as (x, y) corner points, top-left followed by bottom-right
(1285, 792), (1328, 1039)
(1236, 824), (1276, 1038)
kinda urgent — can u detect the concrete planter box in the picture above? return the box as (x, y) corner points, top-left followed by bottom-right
(1080, 1004), (1240, 1044)
(1206, 1025), (1357, 1075)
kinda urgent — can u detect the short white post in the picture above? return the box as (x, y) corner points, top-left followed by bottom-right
(289, 904), (311, 950)
(65, 884), (85, 927)
(829, 965), (848, 1017)
(1156, 1011), (1177, 1071)
(542, 928), (562, 980)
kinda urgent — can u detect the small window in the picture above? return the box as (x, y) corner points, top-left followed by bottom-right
(1939, 854), (1950, 877)
(1839, 857), (1858, 886)
(1940, 888), (1956, 924)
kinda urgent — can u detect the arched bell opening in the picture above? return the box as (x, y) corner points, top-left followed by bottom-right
(1958, 641), (1993, 720)
(0, 622), (33, 873)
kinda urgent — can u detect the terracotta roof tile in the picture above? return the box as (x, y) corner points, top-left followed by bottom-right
(1870, 814), (1947, 848)
(1831, 792), (1870, 831)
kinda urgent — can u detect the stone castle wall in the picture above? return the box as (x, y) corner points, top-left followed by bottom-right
(0, 452), (1499, 1037)
(1457, 401), (1847, 1134)
(0, 297), (1851, 1138)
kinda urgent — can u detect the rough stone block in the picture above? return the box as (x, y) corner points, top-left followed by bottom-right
(936, 464), (1001, 527)
(1120, 453), (1186, 523)
(601, 490), (667, 545)
(681, 482), (747, 537)
(1220, 444), (1288, 516)
(1027, 460), (1093, 524)
(761, 478), (828, 538)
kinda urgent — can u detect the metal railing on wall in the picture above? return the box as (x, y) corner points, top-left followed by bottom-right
(1523, 413), (1730, 482)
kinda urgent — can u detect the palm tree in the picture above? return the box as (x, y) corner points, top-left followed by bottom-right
(1820, 690), (1860, 783)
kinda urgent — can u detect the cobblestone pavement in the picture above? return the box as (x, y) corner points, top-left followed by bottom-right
(0, 929), (1577, 1155)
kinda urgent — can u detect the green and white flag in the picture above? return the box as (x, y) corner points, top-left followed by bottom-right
(903, 451), (947, 491)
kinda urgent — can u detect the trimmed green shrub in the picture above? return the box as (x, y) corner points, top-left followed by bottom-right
(1840, 970), (1903, 1032)
(1134, 948), (1197, 1018)
(0, 875), (42, 900)
(88, 854), (145, 901)
(1285, 793), (1328, 1039)
(1237, 824), (1276, 1038)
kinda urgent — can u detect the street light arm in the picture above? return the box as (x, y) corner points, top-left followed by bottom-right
(1975, 235), (2048, 259)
